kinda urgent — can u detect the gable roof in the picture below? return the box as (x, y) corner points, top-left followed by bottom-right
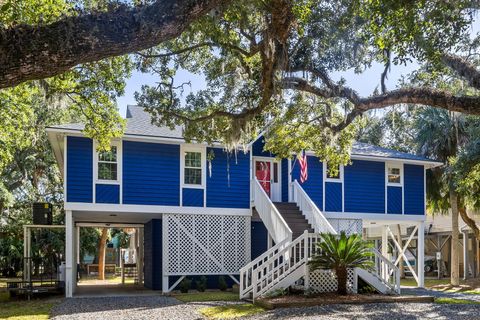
(47, 105), (442, 165)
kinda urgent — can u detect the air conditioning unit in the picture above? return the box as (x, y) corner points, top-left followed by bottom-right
(32, 202), (53, 225)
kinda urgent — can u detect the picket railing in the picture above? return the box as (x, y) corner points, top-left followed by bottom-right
(292, 180), (337, 234)
(372, 247), (401, 294)
(252, 178), (292, 244)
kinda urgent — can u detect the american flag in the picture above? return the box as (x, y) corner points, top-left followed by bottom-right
(298, 150), (308, 183)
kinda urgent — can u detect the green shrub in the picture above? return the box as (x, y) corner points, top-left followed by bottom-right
(179, 277), (192, 293)
(196, 276), (208, 292)
(218, 276), (228, 291)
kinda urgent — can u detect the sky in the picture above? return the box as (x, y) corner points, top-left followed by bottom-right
(116, 60), (418, 118)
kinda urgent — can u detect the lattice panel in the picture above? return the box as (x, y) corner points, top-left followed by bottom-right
(163, 214), (250, 275)
(328, 219), (363, 235)
(308, 269), (356, 294)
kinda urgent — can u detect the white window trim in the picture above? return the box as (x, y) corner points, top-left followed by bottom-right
(180, 144), (206, 189)
(386, 162), (403, 187)
(324, 162), (344, 183)
(93, 140), (122, 185)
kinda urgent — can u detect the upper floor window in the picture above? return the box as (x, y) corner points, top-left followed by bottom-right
(325, 162), (343, 181)
(184, 151), (202, 185)
(98, 146), (118, 181)
(387, 164), (402, 185)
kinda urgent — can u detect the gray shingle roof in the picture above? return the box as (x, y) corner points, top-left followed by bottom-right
(48, 105), (440, 164)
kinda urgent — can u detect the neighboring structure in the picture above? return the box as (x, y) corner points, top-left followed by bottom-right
(46, 105), (442, 298)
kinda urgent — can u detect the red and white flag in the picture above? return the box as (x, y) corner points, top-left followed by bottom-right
(298, 150), (308, 183)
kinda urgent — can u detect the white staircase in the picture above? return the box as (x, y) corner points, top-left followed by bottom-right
(241, 178), (401, 300)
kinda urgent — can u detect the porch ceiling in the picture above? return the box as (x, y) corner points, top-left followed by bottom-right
(72, 210), (163, 224)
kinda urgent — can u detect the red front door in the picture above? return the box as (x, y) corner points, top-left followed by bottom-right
(255, 161), (271, 196)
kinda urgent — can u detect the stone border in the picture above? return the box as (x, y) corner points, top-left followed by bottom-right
(255, 295), (435, 309)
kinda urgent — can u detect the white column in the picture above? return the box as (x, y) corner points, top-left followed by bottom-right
(76, 226), (80, 264)
(65, 210), (74, 297)
(417, 221), (425, 288)
(463, 231), (469, 280)
(381, 226), (388, 256)
(138, 228), (144, 285)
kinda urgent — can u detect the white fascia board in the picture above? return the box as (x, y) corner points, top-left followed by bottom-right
(323, 211), (426, 222)
(47, 130), (65, 176)
(65, 202), (251, 216)
(350, 154), (443, 168)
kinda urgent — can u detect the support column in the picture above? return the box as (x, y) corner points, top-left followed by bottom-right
(417, 221), (425, 288)
(65, 210), (74, 298)
(138, 228), (144, 285)
(463, 231), (469, 280)
(381, 226), (388, 257)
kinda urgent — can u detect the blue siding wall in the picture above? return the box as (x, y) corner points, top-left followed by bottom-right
(123, 141), (180, 205)
(206, 148), (250, 208)
(96, 184), (120, 204)
(144, 219), (162, 290)
(251, 221), (268, 260)
(252, 137), (274, 157)
(387, 186), (402, 214)
(67, 136), (93, 203)
(281, 159), (288, 202)
(325, 182), (342, 212)
(344, 160), (385, 213)
(182, 188), (204, 207)
(404, 164), (425, 215)
(291, 156), (323, 210)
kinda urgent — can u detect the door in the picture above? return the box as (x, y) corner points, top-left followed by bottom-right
(255, 159), (281, 201)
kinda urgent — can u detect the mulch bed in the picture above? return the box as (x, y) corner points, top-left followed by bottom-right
(255, 293), (434, 309)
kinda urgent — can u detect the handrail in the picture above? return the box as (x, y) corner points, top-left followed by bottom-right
(370, 247), (401, 294)
(252, 178), (292, 244)
(291, 180), (337, 234)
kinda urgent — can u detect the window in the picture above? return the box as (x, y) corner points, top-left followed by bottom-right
(325, 162), (342, 181)
(98, 146), (118, 181)
(184, 151), (202, 185)
(387, 165), (402, 184)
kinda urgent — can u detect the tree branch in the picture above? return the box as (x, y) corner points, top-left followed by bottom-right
(442, 54), (480, 90)
(0, 0), (230, 88)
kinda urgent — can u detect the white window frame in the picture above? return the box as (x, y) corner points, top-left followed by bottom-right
(386, 162), (403, 186)
(180, 144), (206, 189)
(324, 162), (344, 183)
(93, 140), (122, 185)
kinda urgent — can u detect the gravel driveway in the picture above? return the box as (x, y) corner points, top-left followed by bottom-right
(50, 294), (480, 320)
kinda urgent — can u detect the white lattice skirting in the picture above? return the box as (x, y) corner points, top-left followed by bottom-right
(162, 213), (251, 275)
(328, 219), (363, 235)
(307, 269), (357, 294)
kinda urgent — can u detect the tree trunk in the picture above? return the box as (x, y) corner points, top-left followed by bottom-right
(0, 0), (229, 88)
(336, 266), (348, 295)
(98, 228), (108, 281)
(396, 224), (405, 279)
(458, 204), (480, 241)
(450, 189), (460, 286)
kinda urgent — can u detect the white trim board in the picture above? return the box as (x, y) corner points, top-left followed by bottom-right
(65, 202), (251, 216)
(323, 211), (426, 222)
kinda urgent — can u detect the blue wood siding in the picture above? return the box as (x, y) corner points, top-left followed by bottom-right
(291, 156), (323, 210)
(66, 136), (93, 203)
(206, 148), (250, 208)
(251, 220), (268, 260)
(404, 164), (425, 215)
(281, 159), (288, 202)
(123, 141), (180, 205)
(252, 137), (274, 157)
(144, 219), (162, 290)
(387, 186), (402, 214)
(96, 184), (120, 204)
(325, 182), (342, 212)
(344, 160), (385, 213)
(182, 188), (204, 207)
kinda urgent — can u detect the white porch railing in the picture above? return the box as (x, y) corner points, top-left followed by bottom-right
(371, 247), (401, 294)
(291, 180), (337, 234)
(252, 178), (292, 244)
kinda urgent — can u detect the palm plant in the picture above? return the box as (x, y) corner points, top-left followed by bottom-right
(308, 232), (374, 295)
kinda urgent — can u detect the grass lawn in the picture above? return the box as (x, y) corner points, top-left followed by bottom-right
(435, 297), (480, 305)
(0, 298), (59, 320)
(200, 304), (265, 319)
(401, 278), (452, 288)
(78, 276), (136, 285)
(173, 291), (240, 302)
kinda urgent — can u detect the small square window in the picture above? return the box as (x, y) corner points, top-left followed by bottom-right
(388, 166), (401, 184)
(97, 146), (118, 181)
(184, 151), (202, 185)
(326, 163), (341, 180)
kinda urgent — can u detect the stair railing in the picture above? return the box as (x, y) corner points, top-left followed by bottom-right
(252, 177), (292, 244)
(291, 179), (337, 234)
(370, 247), (401, 294)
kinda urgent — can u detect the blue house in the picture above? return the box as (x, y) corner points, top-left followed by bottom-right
(47, 105), (441, 298)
